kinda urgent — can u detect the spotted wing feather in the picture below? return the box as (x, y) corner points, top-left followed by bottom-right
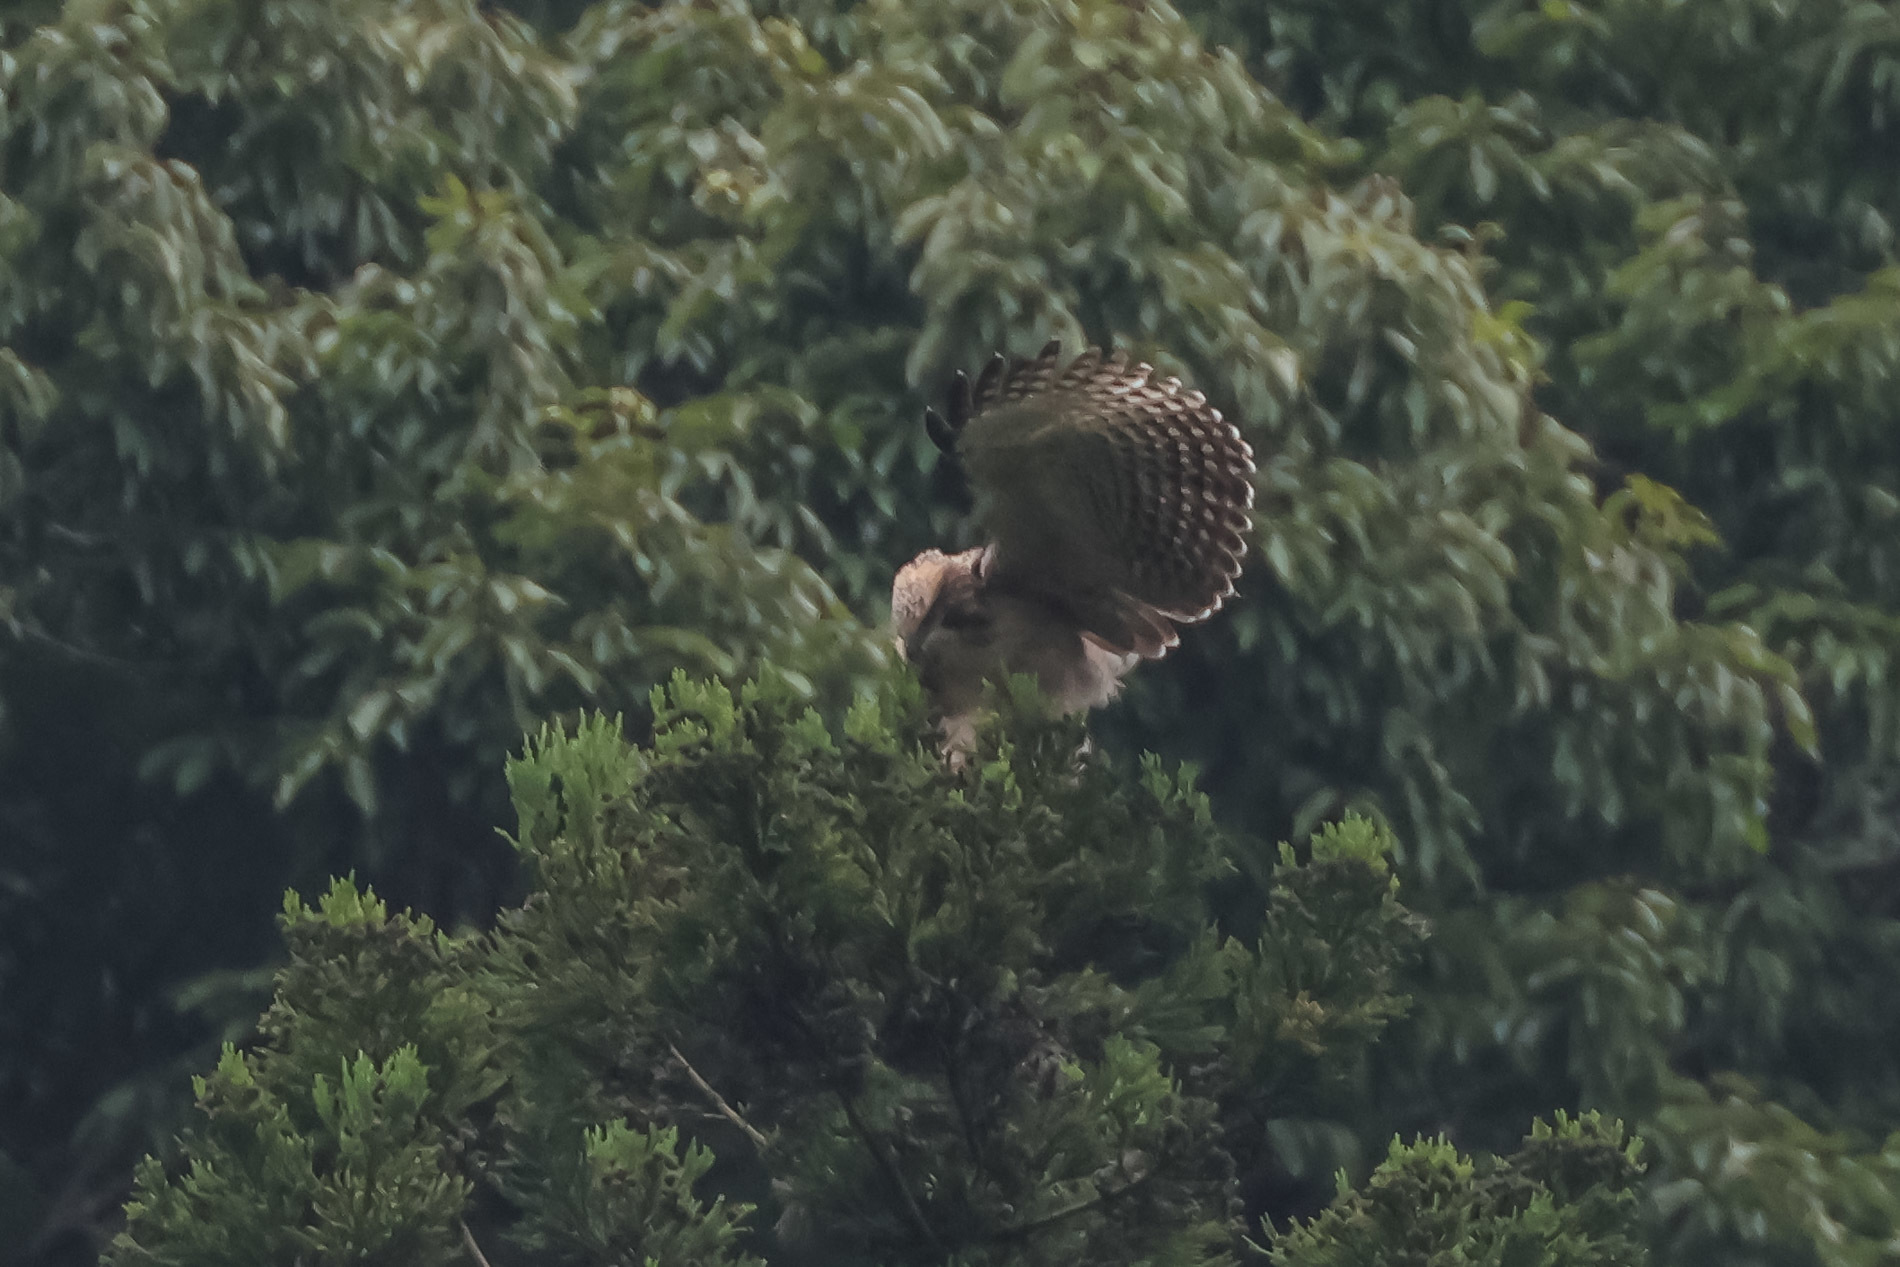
(943, 342), (1256, 656)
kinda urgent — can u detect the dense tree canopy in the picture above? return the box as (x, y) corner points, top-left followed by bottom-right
(109, 678), (1457, 1265)
(0, 0), (1893, 1264)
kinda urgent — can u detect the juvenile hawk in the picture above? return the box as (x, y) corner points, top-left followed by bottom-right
(893, 340), (1255, 749)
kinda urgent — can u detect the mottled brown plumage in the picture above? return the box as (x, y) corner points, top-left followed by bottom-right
(895, 340), (1255, 747)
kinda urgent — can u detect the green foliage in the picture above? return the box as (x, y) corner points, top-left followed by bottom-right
(113, 1045), (469, 1267)
(512, 1123), (759, 1267)
(107, 858), (755, 1267)
(112, 680), (1458, 1265)
(0, 0), (1886, 1264)
(1270, 1113), (1646, 1267)
(1148, 2), (1900, 1263)
(1232, 820), (1416, 1073)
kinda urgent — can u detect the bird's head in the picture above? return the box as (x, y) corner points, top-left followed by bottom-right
(891, 546), (1005, 705)
(891, 548), (987, 659)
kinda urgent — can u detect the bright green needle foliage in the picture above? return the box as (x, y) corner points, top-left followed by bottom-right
(113, 1044), (472, 1267)
(1270, 1113), (1646, 1267)
(103, 675), (1539, 1266)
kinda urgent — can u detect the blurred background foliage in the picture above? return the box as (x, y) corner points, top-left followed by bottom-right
(0, 0), (1891, 1264)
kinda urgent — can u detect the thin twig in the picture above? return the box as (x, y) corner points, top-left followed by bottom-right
(668, 1041), (770, 1152)
(840, 1093), (945, 1253)
(461, 1219), (495, 1267)
(11, 624), (141, 673)
(994, 1167), (1160, 1242)
(940, 1043), (988, 1167)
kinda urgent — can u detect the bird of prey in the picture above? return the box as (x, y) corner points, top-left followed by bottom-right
(892, 340), (1255, 751)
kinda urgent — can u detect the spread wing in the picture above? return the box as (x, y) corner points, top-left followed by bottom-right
(925, 341), (1255, 658)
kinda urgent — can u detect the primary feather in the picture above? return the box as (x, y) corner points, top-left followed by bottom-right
(894, 340), (1255, 745)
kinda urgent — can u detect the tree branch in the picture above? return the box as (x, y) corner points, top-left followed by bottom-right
(994, 1166), (1159, 1243)
(461, 1219), (495, 1267)
(840, 1093), (944, 1254)
(668, 1040), (770, 1152)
